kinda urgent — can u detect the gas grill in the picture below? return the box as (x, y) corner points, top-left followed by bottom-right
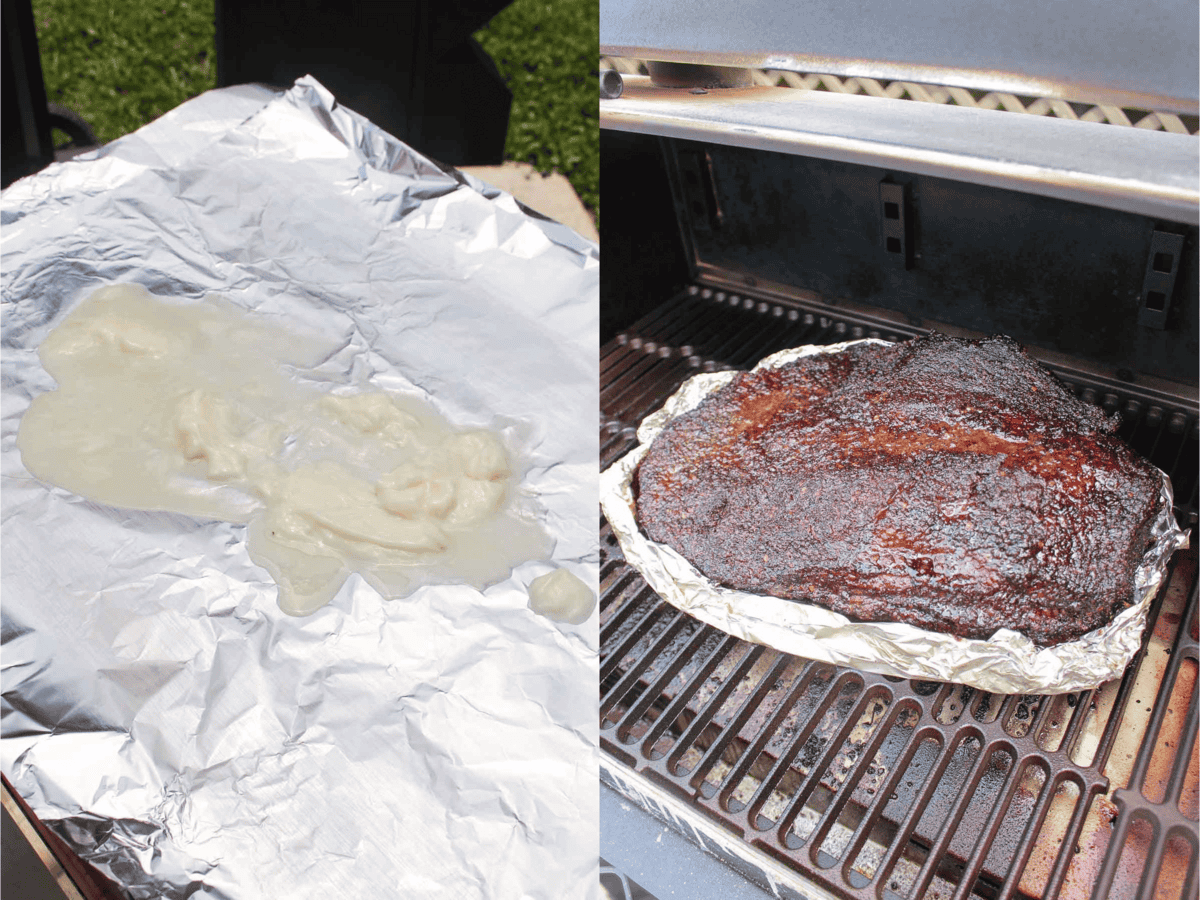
(598, 5), (1198, 897)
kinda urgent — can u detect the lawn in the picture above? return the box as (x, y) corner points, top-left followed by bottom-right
(33, 0), (215, 145)
(31, 0), (599, 227)
(475, 0), (599, 225)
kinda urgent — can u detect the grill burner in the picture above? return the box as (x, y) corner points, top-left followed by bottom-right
(600, 285), (1199, 900)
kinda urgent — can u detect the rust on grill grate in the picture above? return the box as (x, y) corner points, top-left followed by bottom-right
(600, 286), (1199, 900)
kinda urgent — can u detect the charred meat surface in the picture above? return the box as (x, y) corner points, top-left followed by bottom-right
(634, 334), (1164, 645)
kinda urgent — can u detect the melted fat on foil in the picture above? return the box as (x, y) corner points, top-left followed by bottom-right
(17, 283), (553, 615)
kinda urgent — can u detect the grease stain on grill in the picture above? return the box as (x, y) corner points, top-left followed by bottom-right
(1007, 694), (1043, 739)
(934, 683), (972, 725)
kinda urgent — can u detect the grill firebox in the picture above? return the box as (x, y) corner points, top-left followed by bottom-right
(600, 287), (1199, 900)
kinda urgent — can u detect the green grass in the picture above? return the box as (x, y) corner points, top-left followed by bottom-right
(475, 0), (599, 227)
(33, 0), (215, 146)
(32, 0), (599, 228)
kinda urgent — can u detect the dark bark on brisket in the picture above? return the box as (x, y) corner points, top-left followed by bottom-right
(634, 334), (1163, 646)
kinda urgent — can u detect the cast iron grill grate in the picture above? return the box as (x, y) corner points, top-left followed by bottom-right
(600, 284), (1199, 900)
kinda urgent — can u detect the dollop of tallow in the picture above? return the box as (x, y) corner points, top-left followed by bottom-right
(17, 284), (553, 616)
(528, 569), (595, 625)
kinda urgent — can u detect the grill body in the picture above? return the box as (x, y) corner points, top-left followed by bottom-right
(599, 118), (1199, 900)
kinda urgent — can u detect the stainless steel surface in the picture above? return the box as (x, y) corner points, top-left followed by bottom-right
(600, 860), (655, 900)
(599, 0), (1199, 113)
(601, 787), (776, 899)
(600, 76), (1200, 224)
(601, 70), (625, 101)
(602, 762), (837, 900)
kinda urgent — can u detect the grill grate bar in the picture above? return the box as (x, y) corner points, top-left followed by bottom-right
(599, 558), (634, 601)
(949, 755), (1034, 900)
(600, 586), (667, 684)
(1041, 775), (1102, 900)
(1182, 841), (1200, 900)
(601, 296), (701, 372)
(601, 342), (685, 397)
(873, 727), (973, 897)
(1091, 578), (1200, 899)
(601, 345), (671, 396)
(1091, 553), (1189, 773)
(834, 724), (928, 893)
(677, 294), (768, 355)
(598, 556), (644, 622)
(995, 769), (1079, 900)
(605, 355), (700, 430)
(694, 300), (794, 368)
(666, 644), (767, 779)
(722, 309), (808, 370)
(774, 674), (888, 847)
(1060, 688), (1099, 760)
(794, 687), (904, 863)
(1166, 683), (1199, 807)
(638, 630), (743, 758)
(690, 305), (768, 365)
(1134, 828), (1169, 900)
(1163, 429), (1188, 481)
(638, 294), (740, 361)
(600, 429), (637, 469)
(601, 342), (644, 382)
(601, 608), (693, 723)
(713, 663), (813, 810)
(909, 730), (1005, 900)
(690, 652), (795, 795)
(613, 621), (717, 744)
(800, 694), (917, 871)
(740, 664), (844, 829)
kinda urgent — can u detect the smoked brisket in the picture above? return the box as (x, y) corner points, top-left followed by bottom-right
(634, 334), (1164, 646)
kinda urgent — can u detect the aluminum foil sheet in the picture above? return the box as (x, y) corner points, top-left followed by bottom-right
(600, 341), (1189, 696)
(2, 77), (599, 899)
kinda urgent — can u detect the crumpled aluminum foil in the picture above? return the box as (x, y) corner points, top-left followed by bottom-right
(2, 77), (599, 899)
(600, 340), (1189, 696)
